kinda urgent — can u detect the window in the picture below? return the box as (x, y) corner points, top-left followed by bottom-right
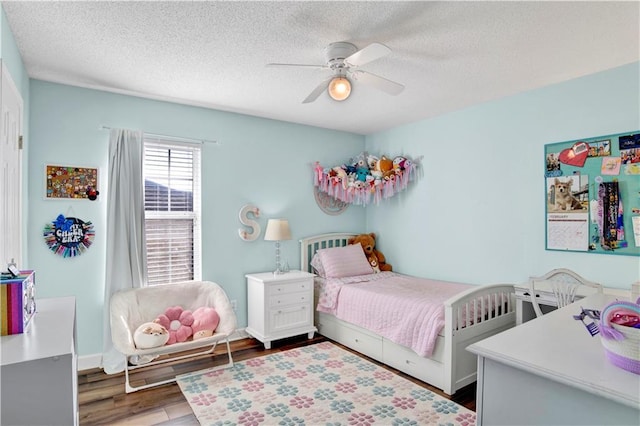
(143, 138), (201, 286)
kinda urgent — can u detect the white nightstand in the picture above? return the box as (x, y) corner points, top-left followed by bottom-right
(245, 270), (317, 349)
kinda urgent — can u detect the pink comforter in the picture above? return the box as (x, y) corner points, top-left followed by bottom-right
(317, 272), (473, 357)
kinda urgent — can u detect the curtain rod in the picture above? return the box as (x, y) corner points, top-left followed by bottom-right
(100, 125), (218, 145)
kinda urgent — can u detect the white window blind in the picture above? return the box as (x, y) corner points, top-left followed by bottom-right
(144, 138), (201, 286)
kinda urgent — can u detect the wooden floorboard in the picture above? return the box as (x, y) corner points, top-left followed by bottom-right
(79, 335), (476, 425)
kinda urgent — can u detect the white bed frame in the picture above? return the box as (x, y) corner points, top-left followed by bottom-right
(300, 232), (516, 395)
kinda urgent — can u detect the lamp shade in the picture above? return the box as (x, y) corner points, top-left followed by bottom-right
(328, 76), (351, 101)
(264, 219), (292, 241)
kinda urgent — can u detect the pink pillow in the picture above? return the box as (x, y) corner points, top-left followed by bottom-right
(154, 306), (194, 345)
(316, 243), (373, 278)
(310, 253), (326, 277)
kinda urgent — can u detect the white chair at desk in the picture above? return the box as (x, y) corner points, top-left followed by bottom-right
(529, 268), (603, 318)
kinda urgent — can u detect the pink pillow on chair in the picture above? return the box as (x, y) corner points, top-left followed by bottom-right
(154, 306), (194, 344)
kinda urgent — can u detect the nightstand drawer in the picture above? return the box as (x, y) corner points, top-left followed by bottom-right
(269, 305), (311, 332)
(267, 281), (311, 296)
(269, 291), (311, 308)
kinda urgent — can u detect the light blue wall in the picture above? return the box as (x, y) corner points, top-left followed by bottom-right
(27, 80), (366, 356)
(366, 62), (640, 289)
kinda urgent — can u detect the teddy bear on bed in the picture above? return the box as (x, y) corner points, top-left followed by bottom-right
(348, 233), (392, 272)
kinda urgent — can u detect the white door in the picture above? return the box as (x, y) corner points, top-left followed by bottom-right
(0, 61), (24, 268)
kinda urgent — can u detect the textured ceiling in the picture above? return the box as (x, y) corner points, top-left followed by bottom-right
(2, 1), (639, 135)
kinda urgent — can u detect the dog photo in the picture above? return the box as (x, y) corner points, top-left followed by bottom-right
(547, 176), (587, 212)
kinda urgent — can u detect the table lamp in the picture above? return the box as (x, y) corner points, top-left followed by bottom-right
(264, 218), (291, 274)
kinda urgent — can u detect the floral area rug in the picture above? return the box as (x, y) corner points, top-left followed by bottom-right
(177, 341), (476, 426)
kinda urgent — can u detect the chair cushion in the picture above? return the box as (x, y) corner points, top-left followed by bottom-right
(110, 281), (236, 355)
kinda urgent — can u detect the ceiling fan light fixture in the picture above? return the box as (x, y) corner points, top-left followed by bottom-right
(328, 76), (351, 101)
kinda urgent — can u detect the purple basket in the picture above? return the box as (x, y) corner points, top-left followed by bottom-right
(603, 346), (640, 375)
(600, 300), (640, 375)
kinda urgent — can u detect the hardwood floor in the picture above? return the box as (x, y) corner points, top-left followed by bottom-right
(78, 335), (476, 425)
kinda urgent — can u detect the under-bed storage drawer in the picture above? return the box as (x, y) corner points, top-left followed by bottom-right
(317, 313), (382, 361)
(382, 337), (445, 387)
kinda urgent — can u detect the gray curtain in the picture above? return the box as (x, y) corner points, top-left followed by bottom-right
(101, 128), (147, 374)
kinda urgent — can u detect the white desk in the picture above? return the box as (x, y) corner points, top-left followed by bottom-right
(468, 293), (640, 426)
(514, 282), (630, 325)
(1, 297), (78, 426)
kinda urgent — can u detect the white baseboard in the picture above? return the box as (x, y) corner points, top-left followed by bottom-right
(78, 353), (103, 372)
(77, 328), (251, 372)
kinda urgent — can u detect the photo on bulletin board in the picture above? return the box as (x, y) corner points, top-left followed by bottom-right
(544, 131), (640, 257)
(45, 164), (99, 200)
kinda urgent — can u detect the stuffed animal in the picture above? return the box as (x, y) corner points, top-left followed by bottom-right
(133, 322), (169, 349)
(332, 166), (348, 190)
(375, 156), (395, 180)
(352, 152), (367, 169)
(348, 233), (392, 272)
(191, 306), (220, 340)
(367, 255), (381, 273)
(355, 167), (369, 182)
(393, 156), (407, 171)
(154, 306), (194, 344)
(367, 154), (379, 169)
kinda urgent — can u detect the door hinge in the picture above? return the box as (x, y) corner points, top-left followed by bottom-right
(18, 135), (23, 150)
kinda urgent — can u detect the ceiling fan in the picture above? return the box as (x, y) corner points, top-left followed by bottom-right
(267, 41), (404, 103)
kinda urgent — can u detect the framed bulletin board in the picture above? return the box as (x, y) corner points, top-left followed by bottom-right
(544, 130), (640, 256)
(45, 164), (99, 200)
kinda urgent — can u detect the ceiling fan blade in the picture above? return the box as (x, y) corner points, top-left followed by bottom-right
(302, 77), (333, 103)
(266, 63), (328, 70)
(351, 70), (404, 96)
(344, 42), (391, 67)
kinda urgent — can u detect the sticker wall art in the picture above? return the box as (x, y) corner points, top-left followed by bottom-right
(45, 165), (99, 200)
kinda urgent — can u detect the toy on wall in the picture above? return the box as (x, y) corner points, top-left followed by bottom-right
(43, 214), (95, 258)
(238, 204), (261, 241)
(313, 152), (421, 206)
(85, 186), (100, 201)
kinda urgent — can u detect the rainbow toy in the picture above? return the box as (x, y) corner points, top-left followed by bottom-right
(0, 270), (36, 335)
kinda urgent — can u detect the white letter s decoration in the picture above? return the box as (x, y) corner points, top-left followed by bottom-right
(238, 204), (261, 241)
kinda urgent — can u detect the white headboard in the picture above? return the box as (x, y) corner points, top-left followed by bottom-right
(299, 232), (356, 273)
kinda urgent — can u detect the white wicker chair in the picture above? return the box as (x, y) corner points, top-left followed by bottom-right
(528, 268), (602, 318)
(110, 280), (236, 393)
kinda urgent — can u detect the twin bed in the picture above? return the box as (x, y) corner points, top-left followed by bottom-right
(300, 232), (516, 395)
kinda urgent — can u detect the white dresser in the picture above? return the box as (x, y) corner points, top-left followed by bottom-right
(245, 271), (316, 349)
(1, 296), (78, 426)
